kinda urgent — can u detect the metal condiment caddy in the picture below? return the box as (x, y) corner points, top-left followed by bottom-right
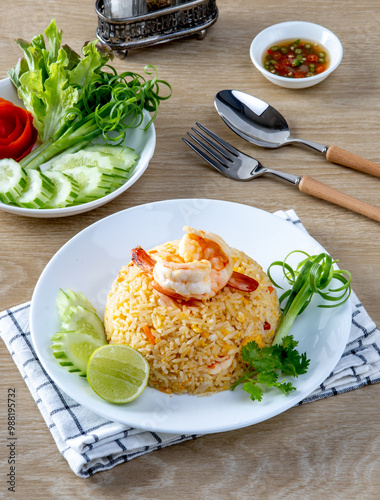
(95, 0), (218, 57)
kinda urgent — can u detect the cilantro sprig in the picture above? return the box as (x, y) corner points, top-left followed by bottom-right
(232, 250), (351, 403)
(231, 336), (310, 401)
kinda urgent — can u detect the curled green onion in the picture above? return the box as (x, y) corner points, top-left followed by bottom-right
(267, 250), (352, 345)
(21, 63), (172, 169)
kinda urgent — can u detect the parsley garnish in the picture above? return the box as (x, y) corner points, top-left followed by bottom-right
(231, 336), (310, 401)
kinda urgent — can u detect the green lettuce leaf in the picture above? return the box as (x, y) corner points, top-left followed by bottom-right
(69, 41), (109, 88)
(19, 59), (78, 142)
(8, 19), (111, 143)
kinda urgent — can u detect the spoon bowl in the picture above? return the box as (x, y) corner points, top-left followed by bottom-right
(214, 90), (380, 178)
(215, 90), (325, 152)
(183, 122), (380, 224)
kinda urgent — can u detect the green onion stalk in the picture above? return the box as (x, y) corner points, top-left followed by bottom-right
(267, 251), (352, 346)
(20, 66), (172, 170)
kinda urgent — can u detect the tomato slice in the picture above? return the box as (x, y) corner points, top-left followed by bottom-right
(0, 108), (23, 145)
(0, 117), (15, 138)
(0, 99), (38, 161)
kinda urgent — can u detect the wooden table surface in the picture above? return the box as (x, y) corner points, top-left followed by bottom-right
(1, 0), (380, 498)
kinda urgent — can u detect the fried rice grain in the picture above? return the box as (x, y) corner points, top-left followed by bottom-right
(104, 240), (281, 395)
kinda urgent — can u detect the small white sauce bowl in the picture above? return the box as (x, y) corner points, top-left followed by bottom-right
(250, 21), (343, 89)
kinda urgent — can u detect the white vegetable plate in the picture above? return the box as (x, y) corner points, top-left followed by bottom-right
(30, 199), (352, 434)
(0, 78), (155, 218)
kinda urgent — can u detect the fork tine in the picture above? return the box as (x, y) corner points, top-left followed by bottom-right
(191, 128), (236, 162)
(187, 131), (233, 166)
(182, 138), (232, 177)
(195, 122), (240, 156)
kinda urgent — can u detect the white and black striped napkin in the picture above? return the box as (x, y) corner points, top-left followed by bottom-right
(0, 210), (379, 478)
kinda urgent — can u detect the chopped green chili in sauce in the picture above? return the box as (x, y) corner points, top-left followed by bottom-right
(263, 39), (329, 78)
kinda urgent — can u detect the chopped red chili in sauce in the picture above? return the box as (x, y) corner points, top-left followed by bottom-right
(263, 39), (329, 79)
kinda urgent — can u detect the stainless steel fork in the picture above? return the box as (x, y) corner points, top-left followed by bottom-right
(183, 123), (380, 223)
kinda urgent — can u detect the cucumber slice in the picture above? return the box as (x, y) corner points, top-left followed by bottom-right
(56, 288), (97, 320)
(44, 171), (80, 208)
(50, 150), (133, 179)
(0, 159), (27, 204)
(50, 150), (115, 170)
(55, 165), (113, 203)
(16, 170), (55, 209)
(39, 141), (93, 172)
(51, 331), (106, 377)
(85, 144), (138, 168)
(61, 305), (106, 342)
(86, 145), (137, 180)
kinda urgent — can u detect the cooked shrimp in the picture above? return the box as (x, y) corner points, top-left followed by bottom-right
(131, 246), (156, 273)
(153, 257), (213, 298)
(227, 270), (259, 292)
(208, 355), (234, 375)
(178, 227), (234, 296)
(153, 289), (180, 309)
(131, 227), (259, 300)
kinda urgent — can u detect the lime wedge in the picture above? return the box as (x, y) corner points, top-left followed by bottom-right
(87, 344), (150, 403)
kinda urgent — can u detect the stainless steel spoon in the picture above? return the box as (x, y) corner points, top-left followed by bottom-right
(214, 89), (380, 178)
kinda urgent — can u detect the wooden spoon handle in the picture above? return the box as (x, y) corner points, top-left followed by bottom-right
(325, 145), (380, 178)
(298, 176), (380, 222)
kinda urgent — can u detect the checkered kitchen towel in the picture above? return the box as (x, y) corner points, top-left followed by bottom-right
(0, 210), (379, 478)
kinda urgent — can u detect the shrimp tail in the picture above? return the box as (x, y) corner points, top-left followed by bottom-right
(131, 247), (156, 273)
(153, 289), (181, 309)
(227, 271), (259, 292)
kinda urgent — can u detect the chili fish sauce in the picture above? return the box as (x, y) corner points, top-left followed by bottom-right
(262, 39), (329, 79)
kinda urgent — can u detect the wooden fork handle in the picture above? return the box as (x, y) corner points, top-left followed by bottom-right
(326, 145), (380, 178)
(298, 176), (380, 222)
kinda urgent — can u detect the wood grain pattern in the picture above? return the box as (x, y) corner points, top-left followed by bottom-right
(0, 1), (380, 498)
(326, 145), (380, 177)
(299, 175), (380, 222)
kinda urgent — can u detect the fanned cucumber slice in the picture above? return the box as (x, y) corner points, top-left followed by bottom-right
(50, 150), (134, 179)
(50, 145), (137, 179)
(44, 171), (80, 208)
(61, 305), (106, 342)
(51, 331), (106, 377)
(56, 165), (113, 203)
(56, 288), (97, 320)
(84, 145), (138, 170)
(0, 159), (27, 204)
(52, 289), (107, 377)
(16, 170), (55, 208)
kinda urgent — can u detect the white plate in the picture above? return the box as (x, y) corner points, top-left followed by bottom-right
(30, 199), (351, 434)
(0, 78), (155, 218)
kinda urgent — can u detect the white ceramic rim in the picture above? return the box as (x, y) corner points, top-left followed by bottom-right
(0, 78), (156, 218)
(30, 199), (352, 434)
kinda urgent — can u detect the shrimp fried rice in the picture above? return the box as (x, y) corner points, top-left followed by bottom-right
(104, 235), (281, 396)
